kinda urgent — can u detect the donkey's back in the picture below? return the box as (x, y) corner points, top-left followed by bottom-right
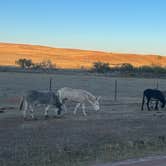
(57, 87), (100, 116)
(25, 90), (60, 106)
(144, 89), (165, 100)
(20, 90), (62, 119)
(57, 87), (94, 102)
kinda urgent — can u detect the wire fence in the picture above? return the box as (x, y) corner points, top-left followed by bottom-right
(0, 73), (166, 105)
(48, 76), (164, 103)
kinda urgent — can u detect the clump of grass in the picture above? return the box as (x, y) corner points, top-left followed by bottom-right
(1, 136), (166, 166)
(93, 135), (166, 163)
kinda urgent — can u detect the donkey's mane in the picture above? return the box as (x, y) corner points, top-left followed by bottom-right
(83, 91), (96, 102)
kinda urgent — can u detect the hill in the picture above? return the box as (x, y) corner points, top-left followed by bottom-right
(0, 42), (165, 69)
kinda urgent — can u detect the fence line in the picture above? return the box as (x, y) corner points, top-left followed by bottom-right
(114, 80), (118, 101)
(49, 77), (53, 91)
(47, 78), (163, 101)
(112, 79), (162, 101)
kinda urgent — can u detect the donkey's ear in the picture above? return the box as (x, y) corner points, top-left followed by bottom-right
(97, 96), (101, 101)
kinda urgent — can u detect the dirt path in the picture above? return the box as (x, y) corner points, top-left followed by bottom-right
(95, 155), (166, 166)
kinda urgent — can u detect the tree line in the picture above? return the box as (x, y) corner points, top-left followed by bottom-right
(15, 58), (166, 74)
(91, 62), (166, 74)
(15, 59), (55, 69)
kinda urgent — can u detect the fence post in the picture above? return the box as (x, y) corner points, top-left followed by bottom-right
(154, 79), (159, 89)
(114, 80), (118, 101)
(156, 80), (159, 89)
(49, 77), (52, 91)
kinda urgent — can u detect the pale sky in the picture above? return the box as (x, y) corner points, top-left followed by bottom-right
(1, 0), (166, 55)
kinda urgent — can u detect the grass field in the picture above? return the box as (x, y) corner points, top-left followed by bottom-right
(1, 72), (166, 166)
(1, 43), (166, 68)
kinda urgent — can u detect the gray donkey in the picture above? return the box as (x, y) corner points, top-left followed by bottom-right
(19, 90), (62, 119)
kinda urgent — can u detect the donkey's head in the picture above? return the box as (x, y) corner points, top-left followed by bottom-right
(161, 91), (166, 108)
(161, 99), (166, 108)
(160, 92), (166, 109)
(91, 96), (101, 111)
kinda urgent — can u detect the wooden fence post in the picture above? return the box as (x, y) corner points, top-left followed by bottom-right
(114, 80), (118, 101)
(49, 77), (52, 91)
(156, 80), (159, 89)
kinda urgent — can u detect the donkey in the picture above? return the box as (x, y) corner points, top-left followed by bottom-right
(57, 87), (101, 116)
(153, 90), (166, 110)
(141, 89), (166, 111)
(19, 90), (62, 119)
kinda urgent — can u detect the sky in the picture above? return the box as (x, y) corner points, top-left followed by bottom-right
(0, 0), (166, 55)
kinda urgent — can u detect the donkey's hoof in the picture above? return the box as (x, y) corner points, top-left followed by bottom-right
(23, 117), (28, 121)
(54, 115), (61, 119)
(44, 115), (49, 119)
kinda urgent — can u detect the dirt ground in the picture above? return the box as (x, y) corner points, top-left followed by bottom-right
(95, 155), (166, 166)
(1, 72), (166, 166)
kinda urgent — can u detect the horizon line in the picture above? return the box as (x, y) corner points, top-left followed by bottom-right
(0, 41), (163, 57)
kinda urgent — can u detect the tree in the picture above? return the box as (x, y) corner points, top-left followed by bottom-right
(31, 59), (56, 71)
(15, 59), (34, 68)
(120, 63), (134, 72)
(92, 62), (111, 73)
(40, 59), (54, 69)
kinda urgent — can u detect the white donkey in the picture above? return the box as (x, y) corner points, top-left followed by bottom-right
(57, 87), (101, 116)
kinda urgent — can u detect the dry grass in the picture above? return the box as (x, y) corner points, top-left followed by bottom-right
(0, 72), (166, 165)
(0, 42), (166, 69)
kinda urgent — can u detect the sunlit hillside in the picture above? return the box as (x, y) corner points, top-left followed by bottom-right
(0, 42), (165, 69)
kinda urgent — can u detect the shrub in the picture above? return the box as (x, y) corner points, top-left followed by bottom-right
(138, 65), (166, 74)
(119, 63), (134, 72)
(32, 60), (55, 71)
(137, 66), (153, 73)
(15, 58), (34, 69)
(152, 66), (166, 74)
(16, 58), (55, 71)
(40, 60), (54, 69)
(92, 62), (111, 73)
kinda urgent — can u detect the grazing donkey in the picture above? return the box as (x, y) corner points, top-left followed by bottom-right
(19, 90), (62, 119)
(57, 87), (101, 116)
(153, 90), (166, 110)
(141, 89), (166, 111)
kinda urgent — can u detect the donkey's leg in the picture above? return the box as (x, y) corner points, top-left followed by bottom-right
(23, 100), (28, 119)
(82, 103), (87, 116)
(155, 100), (159, 110)
(44, 105), (50, 118)
(141, 95), (145, 110)
(54, 108), (58, 116)
(147, 98), (151, 111)
(63, 104), (67, 113)
(73, 103), (81, 114)
(29, 105), (35, 119)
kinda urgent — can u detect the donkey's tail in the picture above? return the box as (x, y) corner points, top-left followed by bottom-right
(19, 96), (24, 110)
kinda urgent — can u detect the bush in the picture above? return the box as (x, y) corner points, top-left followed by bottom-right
(92, 62), (111, 73)
(91, 62), (166, 75)
(40, 60), (54, 69)
(119, 63), (134, 72)
(152, 66), (166, 74)
(16, 58), (56, 71)
(138, 65), (166, 74)
(32, 60), (55, 71)
(15, 59), (34, 69)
